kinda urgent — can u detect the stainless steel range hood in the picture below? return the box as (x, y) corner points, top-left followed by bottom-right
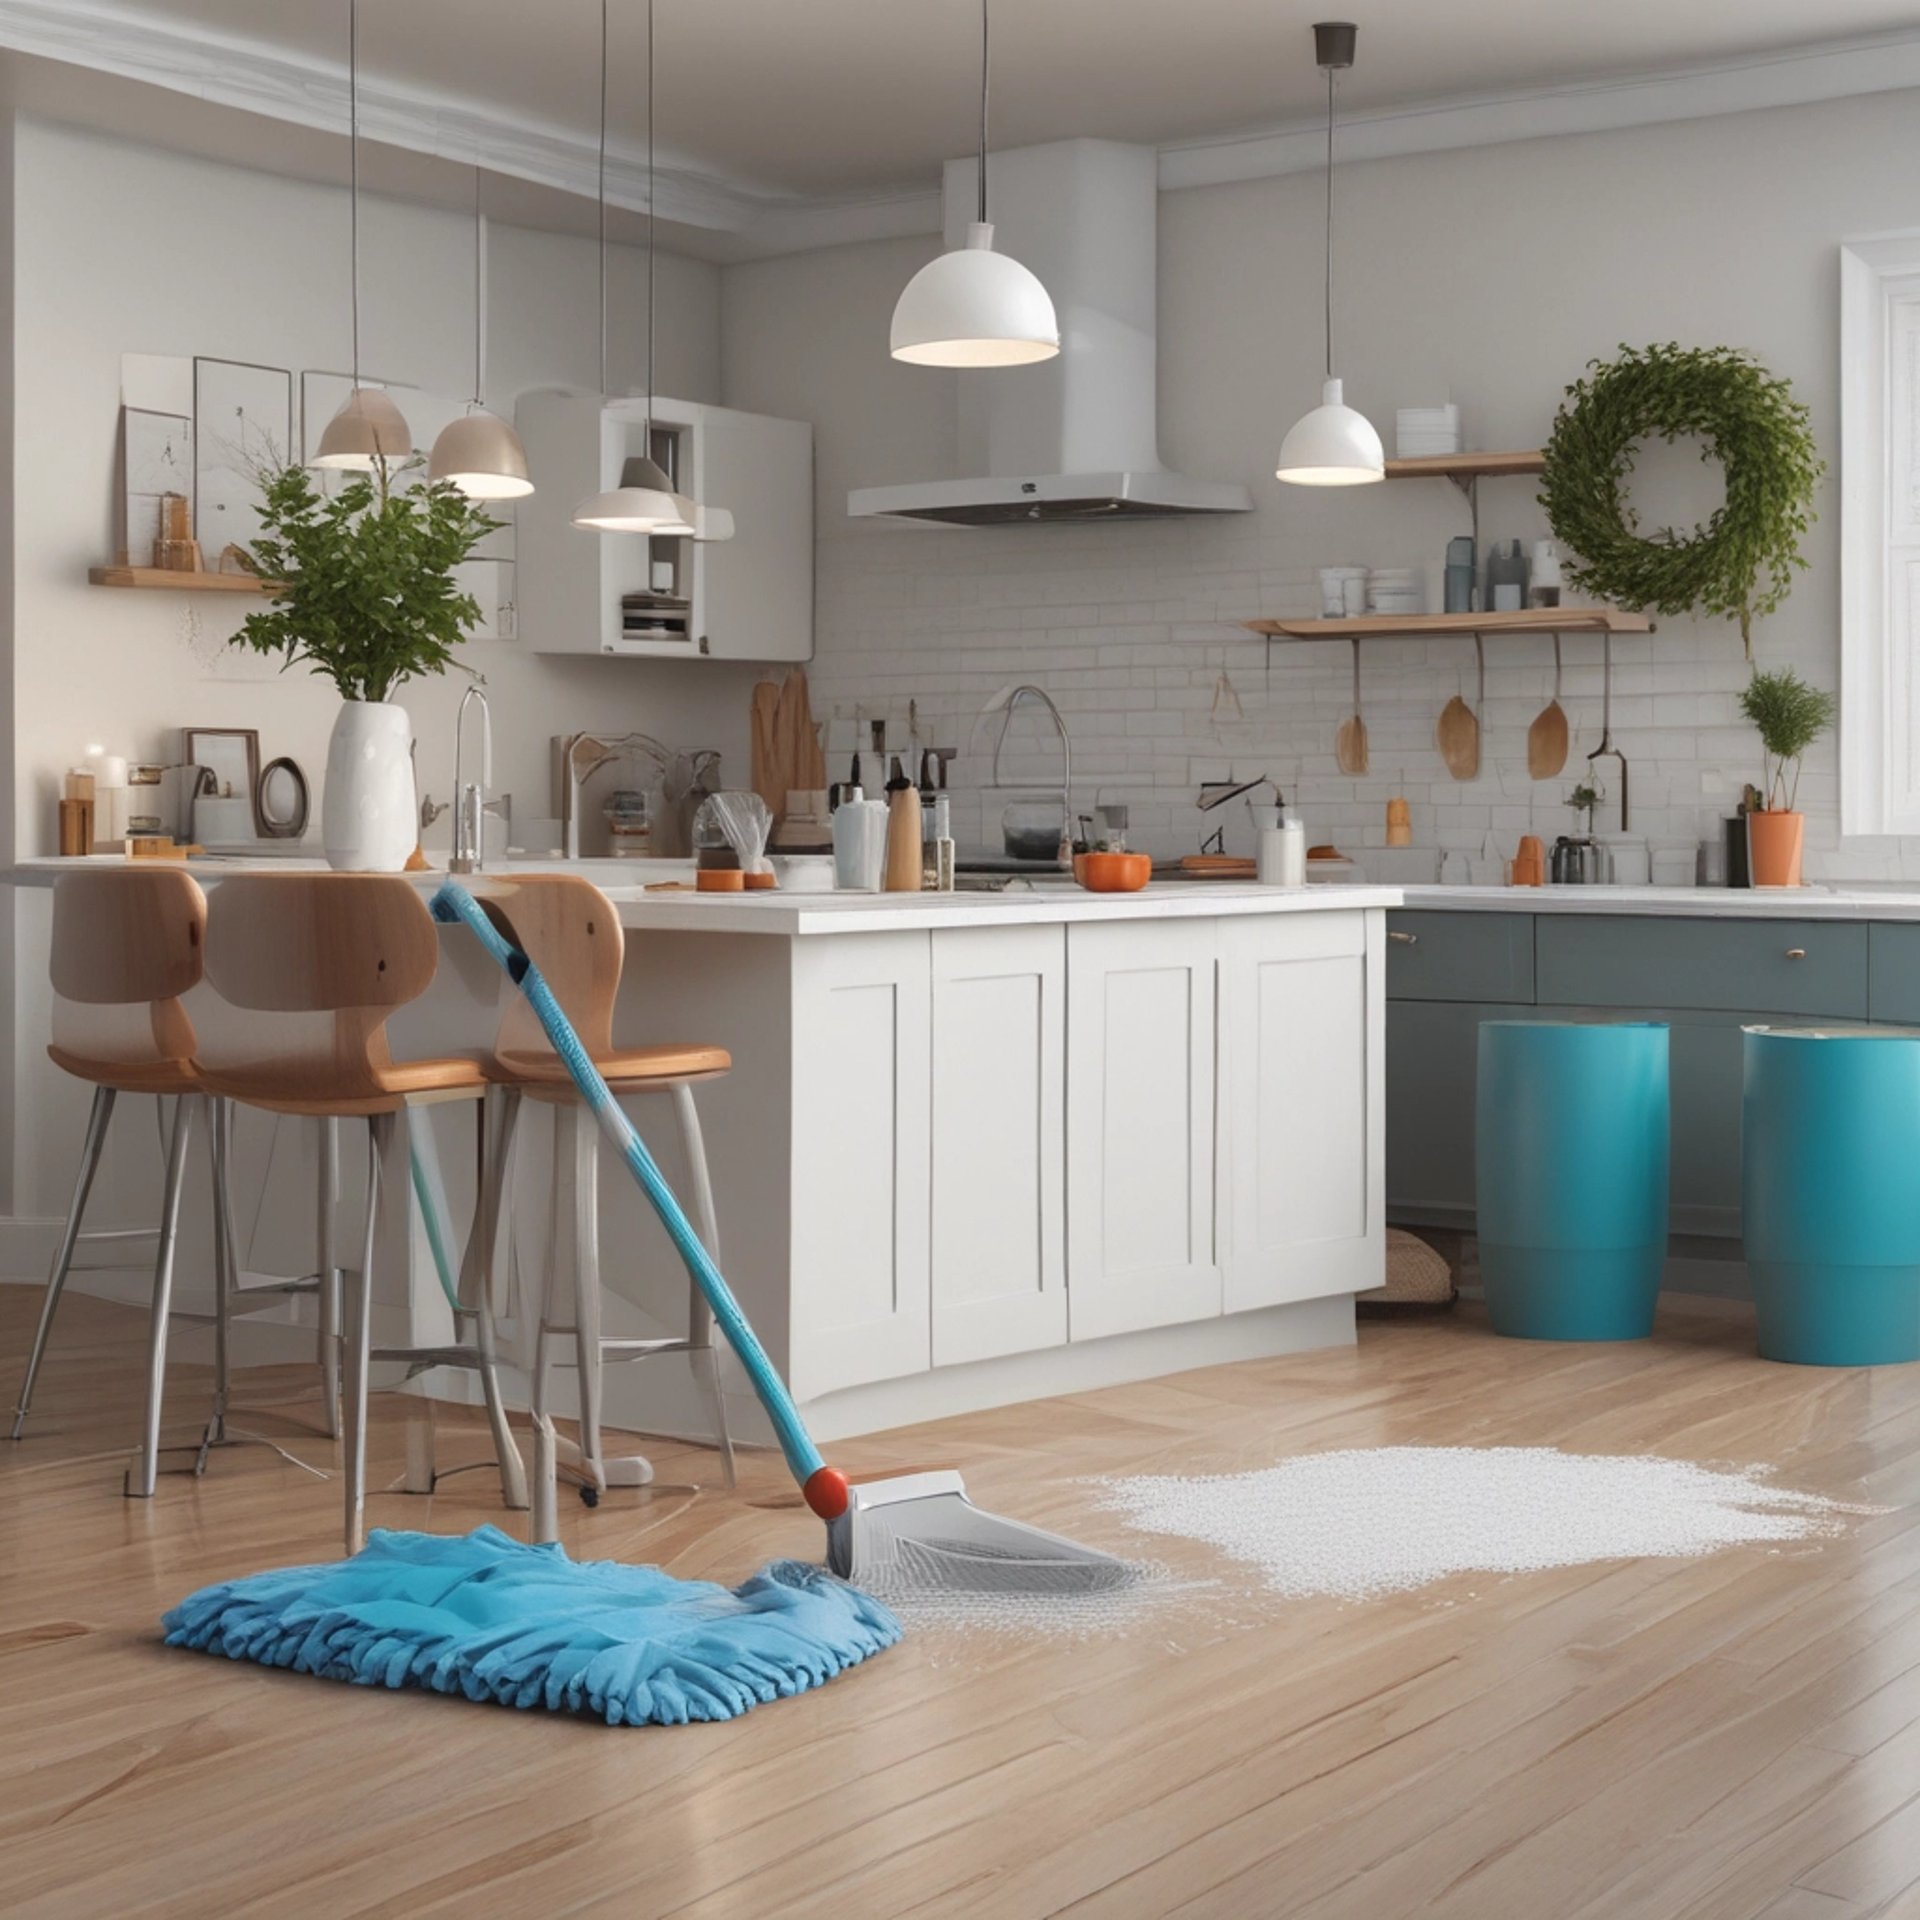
(848, 140), (1251, 529)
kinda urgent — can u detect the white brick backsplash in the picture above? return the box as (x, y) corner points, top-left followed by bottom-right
(803, 520), (1892, 878)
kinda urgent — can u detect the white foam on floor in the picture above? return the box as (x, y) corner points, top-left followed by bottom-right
(1088, 1447), (1881, 1602)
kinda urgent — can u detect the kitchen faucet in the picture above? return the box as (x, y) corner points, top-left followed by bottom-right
(450, 681), (491, 874)
(984, 683), (1073, 867)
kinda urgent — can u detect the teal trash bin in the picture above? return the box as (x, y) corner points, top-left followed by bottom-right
(1476, 1021), (1670, 1340)
(1742, 1025), (1920, 1366)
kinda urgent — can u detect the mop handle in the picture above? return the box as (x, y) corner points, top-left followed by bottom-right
(431, 882), (850, 1521)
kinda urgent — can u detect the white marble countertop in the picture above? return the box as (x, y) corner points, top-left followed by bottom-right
(1391, 884), (1920, 922)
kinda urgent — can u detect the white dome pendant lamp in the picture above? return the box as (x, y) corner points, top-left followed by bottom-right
(1275, 21), (1384, 487)
(573, 0), (729, 539)
(890, 0), (1058, 369)
(429, 167), (533, 499)
(313, 0), (413, 471)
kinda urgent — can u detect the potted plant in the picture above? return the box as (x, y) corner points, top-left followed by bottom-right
(1737, 668), (1834, 887)
(233, 458), (497, 871)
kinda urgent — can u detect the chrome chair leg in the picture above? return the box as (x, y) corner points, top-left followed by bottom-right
(12, 1084), (115, 1440)
(126, 1094), (197, 1498)
(343, 1114), (388, 1555)
(317, 1117), (341, 1439)
(671, 1082), (736, 1489)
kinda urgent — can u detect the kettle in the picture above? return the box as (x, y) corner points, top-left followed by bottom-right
(1550, 836), (1613, 885)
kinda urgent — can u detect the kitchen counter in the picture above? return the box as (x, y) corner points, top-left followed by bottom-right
(1392, 883), (1920, 921)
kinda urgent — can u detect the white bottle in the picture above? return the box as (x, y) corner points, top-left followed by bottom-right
(831, 788), (888, 891)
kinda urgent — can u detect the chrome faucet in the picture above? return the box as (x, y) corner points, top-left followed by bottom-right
(451, 681), (492, 874)
(985, 683), (1074, 867)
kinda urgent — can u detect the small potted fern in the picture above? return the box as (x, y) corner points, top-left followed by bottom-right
(233, 458), (496, 871)
(1737, 668), (1834, 887)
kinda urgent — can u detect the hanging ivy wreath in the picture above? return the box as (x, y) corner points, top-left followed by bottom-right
(1539, 342), (1823, 659)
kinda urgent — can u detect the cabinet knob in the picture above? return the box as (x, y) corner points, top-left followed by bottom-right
(1785, 947), (1807, 960)
(1388, 930), (1418, 946)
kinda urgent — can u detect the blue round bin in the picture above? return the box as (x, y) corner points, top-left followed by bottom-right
(1742, 1026), (1920, 1366)
(1476, 1021), (1670, 1340)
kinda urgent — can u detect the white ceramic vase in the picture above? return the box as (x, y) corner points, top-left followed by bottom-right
(322, 699), (415, 872)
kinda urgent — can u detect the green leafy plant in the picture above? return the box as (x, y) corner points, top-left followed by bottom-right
(1540, 342), (1824, 659)
(1738, 668), (1834, 813)
(231, 459), (498, 703)
(1566, 781), (1601, 833)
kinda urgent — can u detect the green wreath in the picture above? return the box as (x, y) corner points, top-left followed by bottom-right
(1540, 342), (1823, 658)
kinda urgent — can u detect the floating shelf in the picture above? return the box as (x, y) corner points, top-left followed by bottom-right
(88, 566), (278, 594)
(1245, 608), (1654, 641)
(1382, 449), (1544, 485)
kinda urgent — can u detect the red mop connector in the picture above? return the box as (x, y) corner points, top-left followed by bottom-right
(803, 1466), (850, 1520)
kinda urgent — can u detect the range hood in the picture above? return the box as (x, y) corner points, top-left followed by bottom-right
(849, 140), (1251, 528)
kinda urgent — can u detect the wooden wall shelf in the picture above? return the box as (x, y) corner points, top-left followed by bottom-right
(1382, 449), (1545, 485)
(89, 566), (278, 595)
(1245, 608), (1653, 642)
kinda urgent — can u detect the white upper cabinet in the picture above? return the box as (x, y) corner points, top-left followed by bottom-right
(514, 388), (813, 661)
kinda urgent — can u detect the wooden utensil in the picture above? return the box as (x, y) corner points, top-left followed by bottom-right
(1527, 634), (1570, 779)
(750, 681), (783, 815)
(1334, 638), (1370, 775)
(1436, 637), (1482, 781)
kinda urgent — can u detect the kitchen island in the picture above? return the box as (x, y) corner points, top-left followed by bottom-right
(7, 863), (1395, 1446)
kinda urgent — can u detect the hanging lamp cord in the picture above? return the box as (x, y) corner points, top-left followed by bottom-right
(1323, 62), (1335, 381)
(977, 0), (990, 226)
(471, 163), (484, 407)
(348, 0), (360, 385)
(597, 0), (608, 398)
(645, 0), (656, 437)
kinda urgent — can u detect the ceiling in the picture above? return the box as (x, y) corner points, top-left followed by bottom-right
(42, 0), (1920, 200)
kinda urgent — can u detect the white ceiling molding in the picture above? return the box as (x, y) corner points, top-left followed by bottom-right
(3, 1), (1920, 259)
(1158, 29), (1920, 192)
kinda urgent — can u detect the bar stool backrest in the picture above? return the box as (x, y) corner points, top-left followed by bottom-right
(47, 868), (206, 1074)
(477, 873), (623, 1068)
(199, 874), (440, 1102)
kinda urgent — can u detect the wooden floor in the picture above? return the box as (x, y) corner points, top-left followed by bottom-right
(3, 1288), (1920, 1920)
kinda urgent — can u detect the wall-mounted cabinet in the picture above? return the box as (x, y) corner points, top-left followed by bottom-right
(515, 388), (813, 661)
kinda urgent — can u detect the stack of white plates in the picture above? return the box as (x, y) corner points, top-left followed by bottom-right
(1367, 566), (1425, 616)
(1396, 405), (1460, 458)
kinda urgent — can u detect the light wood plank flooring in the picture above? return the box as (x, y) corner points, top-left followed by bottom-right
(3, 1286), (1919, 1919)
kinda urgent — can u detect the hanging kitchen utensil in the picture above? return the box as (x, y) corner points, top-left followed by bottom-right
(1587, 628), (1629, 830)
(1527, 633), (1570, 779)
(1334, 637), (1370, 775)
(1436, 635), (1481, 780)
(750, 681), (783, 815)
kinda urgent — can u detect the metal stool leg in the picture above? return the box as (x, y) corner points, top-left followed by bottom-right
(343, 1114), (388, 1555)
(12, 1085), (115, 1440)
(671, 1082), (735, 1489)
(317, 1118), (341, 1439)
(461, 1090), (528, 1509)
(570, 1103), (608, 1488)
(126, 1094), (198, 1498)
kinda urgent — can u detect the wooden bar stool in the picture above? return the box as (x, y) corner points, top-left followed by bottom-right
(12, 869), (215, 1493)
(474, 874), (735, 1539)
(197, 874), (525, 1552)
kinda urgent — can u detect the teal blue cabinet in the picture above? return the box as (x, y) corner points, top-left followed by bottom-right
(1536, 916), (1867, 1018)
(1386, 911), (1533, 1002)
(1869, 923), (1920, 1024)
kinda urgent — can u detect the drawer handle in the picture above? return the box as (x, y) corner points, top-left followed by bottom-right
(1785, 947), (1807, 960)
(1388, 931), (1418, 946)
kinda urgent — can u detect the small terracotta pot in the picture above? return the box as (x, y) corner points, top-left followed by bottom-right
(1746, 809), (1805, 888)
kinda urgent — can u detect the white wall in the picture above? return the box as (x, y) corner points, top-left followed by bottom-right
(10, 116), (759, 861)
(723, 89), (1920, 880)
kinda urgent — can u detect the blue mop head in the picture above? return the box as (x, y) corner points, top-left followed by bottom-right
(162, 1525), (901, 1726)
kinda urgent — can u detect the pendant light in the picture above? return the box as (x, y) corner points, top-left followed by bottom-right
(313, 0), (413, 470)
(889, 0), (1058, 368)
(573, 0), (727, 538)
(429, 167), (534, 498)
(1274, 21), (1384, 487)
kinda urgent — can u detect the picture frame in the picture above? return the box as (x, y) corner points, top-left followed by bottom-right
(118, 405), (194, 567)
(182, 726), (263, 836)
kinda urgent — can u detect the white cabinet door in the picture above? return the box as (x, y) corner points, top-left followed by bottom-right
(694, 402), (814, 661)
(1218, 910), (1384, 1311)
(930, 925), (1066, 1367)
(1065, 919), (1220, 1341)
(788, 932), (931, 1399)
